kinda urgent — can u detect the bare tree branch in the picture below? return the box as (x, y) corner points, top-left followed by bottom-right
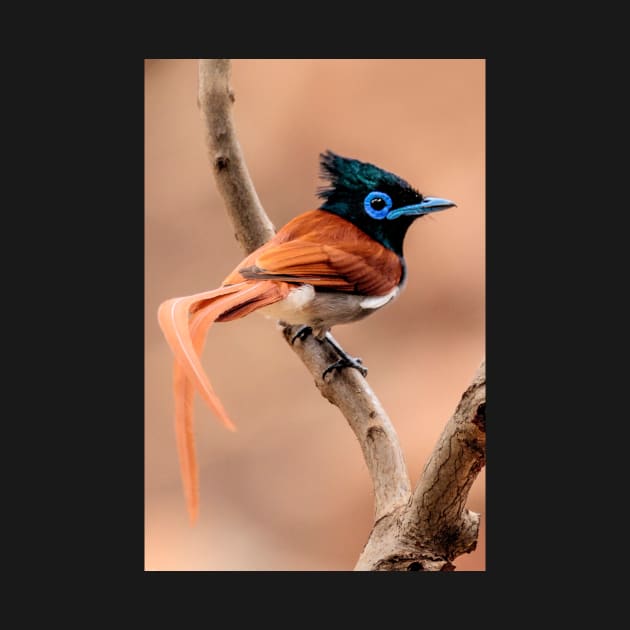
(197, 59), (485, 571)
(355, 361), (485, 571)
(198, 59), (275, 253)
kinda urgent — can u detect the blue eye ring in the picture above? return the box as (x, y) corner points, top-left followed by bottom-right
(364, 191), (393, 220)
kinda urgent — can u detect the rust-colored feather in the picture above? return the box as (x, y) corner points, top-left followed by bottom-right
(171, 299), (233, 524)
(234, 211), (402, 295)
(158, 281), (290, 522)
(158, 285), (243, 430)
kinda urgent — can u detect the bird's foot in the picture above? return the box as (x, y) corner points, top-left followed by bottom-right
(322, 332), (368, 379)
(290, 325), (312, 345)
(287, 327), (368, 378)
(322, 355), (368, 380)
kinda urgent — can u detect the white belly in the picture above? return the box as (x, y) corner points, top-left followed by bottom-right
(257, 285), (316, 324)
(258, 284), (400, 332)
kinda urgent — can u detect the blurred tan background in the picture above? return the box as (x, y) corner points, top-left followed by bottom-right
(145, 59), (485, 571)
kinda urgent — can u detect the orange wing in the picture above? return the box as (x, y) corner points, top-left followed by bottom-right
(223, 210), (403, 296)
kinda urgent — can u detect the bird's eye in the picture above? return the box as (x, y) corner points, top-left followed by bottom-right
(364, 191), (393, 220)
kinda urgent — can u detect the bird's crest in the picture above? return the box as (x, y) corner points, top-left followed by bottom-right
(317, 150), (415, 200)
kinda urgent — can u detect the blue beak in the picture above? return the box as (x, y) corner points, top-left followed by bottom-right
(386, 196), (456, 220)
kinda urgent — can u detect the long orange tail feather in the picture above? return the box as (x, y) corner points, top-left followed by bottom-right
(158, 280), (290, 523)
(172, 360), (198, 522)
(171, 301), (233, 524)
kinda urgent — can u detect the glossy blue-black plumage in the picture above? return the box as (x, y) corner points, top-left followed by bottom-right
(317, 150), (428, 256)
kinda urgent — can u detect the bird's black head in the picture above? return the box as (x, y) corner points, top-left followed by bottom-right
(317, 150), (455, 257)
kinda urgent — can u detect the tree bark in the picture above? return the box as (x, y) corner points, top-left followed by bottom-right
(355, 361), (485, 571)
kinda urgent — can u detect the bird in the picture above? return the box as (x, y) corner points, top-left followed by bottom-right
(157, 150), (455, 522)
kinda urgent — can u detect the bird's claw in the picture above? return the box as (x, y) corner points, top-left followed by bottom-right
(322, 356), (368, 380)
(288, 326), (368, 378)
(290, 325), (312, 345)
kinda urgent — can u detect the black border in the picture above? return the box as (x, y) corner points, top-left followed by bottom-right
(42, 54), (545, 595)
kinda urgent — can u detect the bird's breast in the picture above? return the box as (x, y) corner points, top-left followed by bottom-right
(258, 284), (400, 334)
